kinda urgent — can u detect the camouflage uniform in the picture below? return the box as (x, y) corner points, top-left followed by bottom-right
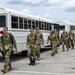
(47, 31), (53, 50)
(35, 32), (44, 60)
(54, 30), (59, 53)
(26, 30), (36, 65)
(69, 31), (75, 49)
(61, 31), (69, 51)
(1, 27), (17, 73)
(47, 31), (58, 56)
(51, 33), (59, 56)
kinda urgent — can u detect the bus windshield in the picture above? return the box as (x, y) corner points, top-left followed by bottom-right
(0, 15), (6, 27)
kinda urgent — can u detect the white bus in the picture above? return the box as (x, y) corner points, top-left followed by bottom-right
(0, 7), (59, 55)
(57, 21), (75, 37)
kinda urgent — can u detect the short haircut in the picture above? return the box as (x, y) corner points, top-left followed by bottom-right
(36, 27), (39, 30)
(3, 27), (8, 30)
(30, 28), (34, 31)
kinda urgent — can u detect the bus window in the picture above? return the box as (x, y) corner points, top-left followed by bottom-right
(59, 25), (65, 30)
(11, 16), (18, 28)
(39, 21), (41, 30)
(48, 23), (51, 31)
(42, 22), (44, 30)
(19, 17), (23, 29)
(36, 20), (39, 27)
(70, 25), (75, 30)
(28, 19), (31, 29)
(12, 23), (18, 28)
(32, 20), (35, 29)
(0, 15), (6, 27)
(24, 18), (27, 29)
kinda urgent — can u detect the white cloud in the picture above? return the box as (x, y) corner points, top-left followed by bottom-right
(63, 0), (75, 9)
(48, 0), (65, 6)
(44, 13), (51, 18)
(22, 9), (31, 14)
(23, 0), (46, 5)
(59, 0), (75, 12)
(47, 0), (75, 12)
(1, 0), (75, 12)
(23, 0), (43, 3)
(37, 13), (51, 19)
(23, 0), (48, 6)
(0, 0), (12, 3)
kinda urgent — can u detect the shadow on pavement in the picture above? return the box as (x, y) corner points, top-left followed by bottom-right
(0, 48), (51, 63)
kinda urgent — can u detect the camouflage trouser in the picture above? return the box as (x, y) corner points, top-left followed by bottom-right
(36, 44), (41, 58)
(52, 42), (57, 55)
(62, 40), (69, 51)
(3, 49), (12, 68)
(50, 41), (52, 50)
(27, 46), (36, 60)
(69, 39), (74, 49)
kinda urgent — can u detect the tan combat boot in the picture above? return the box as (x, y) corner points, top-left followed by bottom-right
(1, 69), (7, 73)
(1, 66), (7, 73)
(37, 57), (40, 61)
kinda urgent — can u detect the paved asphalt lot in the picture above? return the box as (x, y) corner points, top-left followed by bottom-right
(0, 46), (75, 75)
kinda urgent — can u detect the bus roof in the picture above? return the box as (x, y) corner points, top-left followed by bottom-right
(0, 6), (56, 24)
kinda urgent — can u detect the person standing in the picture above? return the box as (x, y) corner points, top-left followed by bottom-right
(61, 29), (69, 52)
(48, 31), (59, 56)
(35, 27), (44, 61)
(26, 28), (36, 66)
(53, 29), (59, 53)
(47, 31), (53, 50)
(69, 30), (75, 49)
(1, 27), (17, 73)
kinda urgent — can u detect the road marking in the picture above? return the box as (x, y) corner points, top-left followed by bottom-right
(11, 70), (74, 75)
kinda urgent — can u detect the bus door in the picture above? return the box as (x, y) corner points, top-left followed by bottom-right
(54, 24), (59, 34)
(51, 23), (59, 32)
(51, 24), (54, 31)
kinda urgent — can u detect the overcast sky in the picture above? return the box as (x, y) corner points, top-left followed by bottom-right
(0, 0), (75, 23)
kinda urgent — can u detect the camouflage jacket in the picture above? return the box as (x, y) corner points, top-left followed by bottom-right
(69, 32), (75, 40)
(26, 34), (36, 47)
(35, 32), (44, 45)
(47, 35), (51, 43)
(47, 33), (58, 44)
(61, 32), (69, 41)
(52, 33), (59, 42)
(1, 33), (17, 50)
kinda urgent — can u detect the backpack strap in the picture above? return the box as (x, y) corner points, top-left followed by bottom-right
(1, 35), (4, 49)
(1, 33), (14, 45)
(34, 34), (37, 40)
